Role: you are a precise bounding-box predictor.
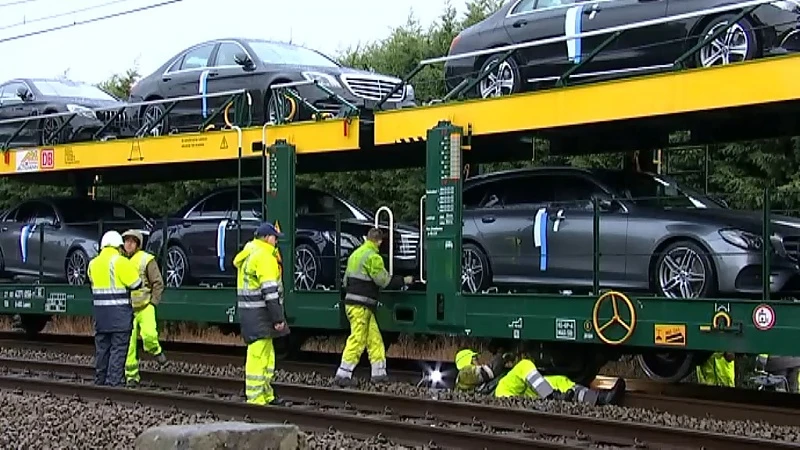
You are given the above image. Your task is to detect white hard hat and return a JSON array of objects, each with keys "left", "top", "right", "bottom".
[{"left": 100, "top": 230, "right": 124, "bottom": 249}]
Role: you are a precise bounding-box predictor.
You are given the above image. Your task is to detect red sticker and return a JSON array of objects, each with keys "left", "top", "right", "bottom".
[{"left": 752, "top": 304, "right": 775, "bottom": 331}]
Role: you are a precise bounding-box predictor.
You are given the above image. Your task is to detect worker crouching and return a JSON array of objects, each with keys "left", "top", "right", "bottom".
[
  {"left": 454, "top": 349, "right": 513, "bottom": 393},
  {"left": 121, "top": 229, "right": 167, "bottom": 387},
  {"left": 88, "top": 231, "right": 143, "bottom": 387},
  {"left": 334, "top": 228, "right": 413, "bottom": 387},
  {"left": 695, "top": 352, "right": 735, "bottom": 387},
  {"left": 234, "top": 223, "right": 290, "bottom": 406}
]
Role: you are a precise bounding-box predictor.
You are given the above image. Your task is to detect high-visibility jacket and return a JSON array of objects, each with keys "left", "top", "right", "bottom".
[
  {"left": 343, "top": 241, "right": 402, "bottom": 308},
  {"left": 87, "top": 247, "right": 142, "bottom": 333},
  {"left": 233, "top": 239, "right": 288, "bottom": 344},
  {"left": 696, "top": 352, "right": 735, "bottom": 387},
  {"left": 129, "top": 250, "right": 155, "bottom": 309},
  {"left": 495, "top": 359, "right": 575, "bottom": 399},
  {"left": 455, "top": 348, "right": 499, "bottom": 392}
]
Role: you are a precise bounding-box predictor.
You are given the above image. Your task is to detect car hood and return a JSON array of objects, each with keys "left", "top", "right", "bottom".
[
  {"left": 264, "top": 63, "right": 403, "bottom": 83},
  {"left": 638, "top": 207, "right": 800, "bottom": 236},
  {"left": 340, "top": 217, "right": 419, "bottom": 234},
  {"left": 60, "top": 97, "right": 126, "bottom": 109}
]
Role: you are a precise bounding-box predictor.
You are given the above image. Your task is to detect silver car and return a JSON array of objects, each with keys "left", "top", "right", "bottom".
[{"left": 0, "top": 197, "right": 151, "bottom": 284}]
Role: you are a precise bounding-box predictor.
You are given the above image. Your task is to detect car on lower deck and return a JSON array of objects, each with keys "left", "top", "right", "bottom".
[
  {"left": 0, "top": 197, "right": 152, "bottom": 284},
  {"left": 460, "top": 167, "right": 800, "bottom": 299},
  {"left": 445, "top": 0, "right": 800, "bottom": 99},
  {"left": 145, "top": 185, "right": 419, "bottom": 289},
  {"left": 129, "top": 38, "right": 416, "bottom": 136},
  {"left": 0, "top": 78, "right": 128, "bottom": 147}
]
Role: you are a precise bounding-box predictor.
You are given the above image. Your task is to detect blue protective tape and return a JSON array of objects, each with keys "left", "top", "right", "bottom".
[
  {"left": 574, "top": 5, "right": 584, "bottom": 64},
  {"left": 539, "top": 211, "right": 548, "bottom": 271},
  {"left": 199, "top": 70, "right": 210, "bottom": 119},
  {"left": 19, "top": 225, "right": 31, "bottom": 263},
  {"left": 217, "top": 220, "right": 227, "bottom": 271}
]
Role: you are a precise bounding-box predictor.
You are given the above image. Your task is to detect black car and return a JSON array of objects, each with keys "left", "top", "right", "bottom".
[
  {"left": 0, "top": 78, "right": 127, "bottom": 146},
  {"left": 145, "top": 185, "right": 420, "bottom": 289},
  {"left": 0, "top": 197, "right": 152, "bottom": 284},
  {"left": 129, "top": 38, "right": 417, "bottom": 135},
  {"left": 460, "top": 167, "right": 800, "bottom": 299},
  {"left": 445, "top": 0, "right": 800, "bottom": 98}
]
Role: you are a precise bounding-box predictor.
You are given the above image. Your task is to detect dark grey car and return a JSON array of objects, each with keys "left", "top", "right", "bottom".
[
  {"left": 0, "top": 197, "right": 152, "bottom": 285},
  {"left": 461, "top": 167, "right": 800, "bottom": 299}
]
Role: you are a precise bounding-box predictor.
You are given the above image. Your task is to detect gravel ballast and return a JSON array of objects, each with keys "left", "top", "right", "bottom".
[{"left": 1, "top": 347, "right": 799, "bottom": 443}]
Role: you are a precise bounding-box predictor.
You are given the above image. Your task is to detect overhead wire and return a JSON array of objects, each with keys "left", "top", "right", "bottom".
[
  {"left": 0, "top": 0, "right": 135, "bottom": 32},
  {"left": 0, "top": 0, "right": 41, "bottom": 8},
  {"left": 0, "top": 0, "right": 184, "bottom": 44}
]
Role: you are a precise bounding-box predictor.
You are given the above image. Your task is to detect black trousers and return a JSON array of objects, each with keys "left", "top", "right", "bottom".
[{"left": 95, "top": 331, "right": 131, "bottom": 386}]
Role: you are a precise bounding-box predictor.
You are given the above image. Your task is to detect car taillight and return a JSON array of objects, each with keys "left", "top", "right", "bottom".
[{"left": 449, "top": 34, "right": 461, "bottom": 55}]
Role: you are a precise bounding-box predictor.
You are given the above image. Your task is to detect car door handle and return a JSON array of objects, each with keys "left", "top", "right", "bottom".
[
  {"left": 512, "top": 19, "right": 527, "bottom": 28},
  {"left": 161, "top": 76, "right": 172, "bottom": 82},
  {"left": 0, "top": 227, "right": 6, "bottom": 232},
  {"left": 207, "top": 71, "right": 219, "bottom": 77},
  {"left": 481, "top": 216, "right": 496, "bottom": 224}
]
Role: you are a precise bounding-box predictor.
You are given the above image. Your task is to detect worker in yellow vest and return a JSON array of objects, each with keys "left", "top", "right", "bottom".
[
  {"left": 695, "top": 352, "right": 735, "bottom": 387},
  {"left": 494, "top": 345, "right": 625, "bottom": 405},
  {"left": 88, "top": 231, "right": 143, "bottom": 386},
  {"left": 121, "top": 230, "right": 167, "bottom": 386},
  {"left": 454, "top": 349, "right": 513, "bottom": 393}
]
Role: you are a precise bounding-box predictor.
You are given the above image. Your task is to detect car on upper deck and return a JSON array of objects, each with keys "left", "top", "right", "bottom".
[
  {"left": 460, "top": 167, "right": 800, "bottom": 300},
  {"left": 0, "top": 78, "right": 128, "bottom": 147},
  {"left": 445, "top": 0, "right": 800, "bottom": 98},
  {"left": 0, "top": 197, "right": 152, "bottom": 285},
  {"left": 129, "top": 38, "right": 417, "bottom": 136},
  {"left": 145, "top": 185, "right": 419, "bottom": 289}
]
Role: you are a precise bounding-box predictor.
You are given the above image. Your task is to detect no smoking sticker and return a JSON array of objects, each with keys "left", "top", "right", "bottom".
[{"left": 752, "top": 304, "right": 775, "bottom": 331}]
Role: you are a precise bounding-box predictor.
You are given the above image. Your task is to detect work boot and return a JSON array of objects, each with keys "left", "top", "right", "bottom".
[
  {"left": 334, "top": 376, "right": 356, "bottom": 388},
  {"left": 126, "top": 379, "right": 139, "bottom": 388},
  {"left": 154, "top": 352, "right": 167, "bottom": 365},
  {"left": 596, "top": 378, "right": 625, "bottom": 406},
  {"left": 371, "top": 375, "right": 389, "bottom": 384},
  {"left": 268, "top": 397, "right": 290, "bottom": 406}
]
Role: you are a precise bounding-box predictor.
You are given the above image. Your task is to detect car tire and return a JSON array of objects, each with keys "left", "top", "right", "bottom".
[
  {"left": 266, "top": 89, "right": 299, "bottom": 124},
  {"left": 653, "top": 239, "right": 717, "bottom": 299},
  {"left": 165, "top": 245, "right": 189, "bottom": 288},
  {"left": 140, "top": 103, "right": 169, "bottom": 137},
  {"left": 294, "top": 243, "right": 321, "bottom": 290},
  {"left": 695, "top": 14, "right": 759, "bottom": 68},
  {"left": 39, "top": 115, "right": 67, "bottom": 146},
  {"left": 477, "top": 54, "right": 522, "bottom": 99},
  {"left": 462, "top": 242, "right": 491, "bottom": 293},
  {"left": 65, "top": 249, "right": 89, "bottom": 285}
]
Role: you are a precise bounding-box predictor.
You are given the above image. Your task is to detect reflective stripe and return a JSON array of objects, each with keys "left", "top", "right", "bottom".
[
  {"left": 94, "top": 299, "right": 130, "bottom": 306},
  {"left": 344, "top": 293, "right": 377, "bottom": 306},
  {"left": 525, "top": 368, "right": 554, "bottom": 398},
  {"left": 371, "top": 360, "right": 387, "bottom": 378},
  {"left": 237, "top": 289, "right": 262, "bottom": 296},
  {"left": 238, "top": 301, "right": 266, "bottom": 309}
]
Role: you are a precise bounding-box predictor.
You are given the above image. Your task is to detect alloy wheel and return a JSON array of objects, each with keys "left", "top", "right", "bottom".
[
  {"left": 66, "top": 251, "right": 87, "bottom": 285},
  {"left": 294, "top": 246, "right": 318, "bottom": 290},
  {"left": 479, "top": 60, "right": 515, "bottom": 98},
  {"left": 165, "top": 247, "right": 186, "bottom": 287},
  {"left": 41, "top": 118, "right": 61, "bottom": 145},
  {"left": 699, "top": 22, "right": 749, "bottom": 67},
  {"left": 461, "top": 248, "right": 485, "bottom": 293},
  {"left": 657, "top": 246, "right": 707, "bottom": 298},
  {"left": 267, "top": 93, "right": 294, "bottom": 123},
  {"left": 142, "top": 105, "right": 164, "bottom": 137}
]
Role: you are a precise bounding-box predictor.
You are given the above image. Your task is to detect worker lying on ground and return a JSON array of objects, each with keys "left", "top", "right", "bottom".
[
  {"left": 453, "top": 345, "right": 625, "bottom": 405},
  {"left": 454, "top": 349, "right": 514, "bottom": 393},
  {"left": 695, "top": 352, "right": 735, "bottom": 387}
]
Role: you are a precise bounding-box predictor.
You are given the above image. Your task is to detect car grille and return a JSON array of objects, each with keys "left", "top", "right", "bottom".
[
  {"left": 341, "top": 74, "right": 404, "bottom": 102},
  {"left": 396, "top": 232, "right": 419, "bottom": 259},
  {"left": 784, "top": 236, "right": 800, "bottom": 261},
  {"left": 95, "top": 109, "right": 128, "bottom": 129},
  {"left": 313, "top": 101, "right": 344, "bottom": 116}
]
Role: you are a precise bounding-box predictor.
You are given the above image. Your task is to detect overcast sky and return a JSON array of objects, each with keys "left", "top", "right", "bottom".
[{"left": 0, "top": 0, "right": 471, "bottom": 84}]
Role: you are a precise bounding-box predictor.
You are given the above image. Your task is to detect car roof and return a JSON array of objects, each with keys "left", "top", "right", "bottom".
[{"left": 464, "top": 166, "right": 607, "bottom": 183}]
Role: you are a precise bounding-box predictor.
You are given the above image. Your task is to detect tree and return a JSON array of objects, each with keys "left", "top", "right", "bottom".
[{"left": 98, "top": 68, "right": 140, "bottom": 99}]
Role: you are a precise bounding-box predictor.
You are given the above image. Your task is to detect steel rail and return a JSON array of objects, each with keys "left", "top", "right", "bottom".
[{"left": 0, "top": 358, "right": 795, "bottom": 449}]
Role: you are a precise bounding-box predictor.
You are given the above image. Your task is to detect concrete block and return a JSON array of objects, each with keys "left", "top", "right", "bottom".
[{"left": 134, "top": 421, "right": 305, "bottom": 450}]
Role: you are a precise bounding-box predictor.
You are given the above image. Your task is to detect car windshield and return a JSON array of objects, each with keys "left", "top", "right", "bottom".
[
  {"left": 594, "top": 171, "right": 723, "bottom": 209},
  {"left": 32, "top": 80, "right": 117, "bottom": 101},
  {"left": 58, "top": 200, "right": 143, "bottom": 224},
  {"left": 247, "top": 41, "right": 340, "bottom": 68}
]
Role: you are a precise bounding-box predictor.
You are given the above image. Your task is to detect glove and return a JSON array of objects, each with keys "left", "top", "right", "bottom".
[
  {"left": 488, "top": 354, "right": 506, "bottom": 377},
  {"left": 403, "top": 276, "right": 414, "bottom": 285}
]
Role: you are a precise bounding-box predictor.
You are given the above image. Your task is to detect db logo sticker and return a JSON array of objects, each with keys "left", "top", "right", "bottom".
[
  {"left": 752, "top": 304, "right": 775, "bottom": 331},
  {"left": 40, "top": 148, "right": 54, "bottom": 169}
]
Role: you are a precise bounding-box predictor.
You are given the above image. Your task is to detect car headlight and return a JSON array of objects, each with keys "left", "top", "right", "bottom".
[
  {"left": 66, "top": 104, "right": 96, "bottom": 119},
  {"left": 302, "top": 71, "right": 342, "bottom": 89},
  {"left": 93, "top": 242, "right": 100, "bottom": 252},
  {"left": 719, "top": 228, "right": 764, "bottom": 251},
  {"left": 772, "top": 0, "right": 800, "bottom": 12},
  {"left": 404, "top": 83, "right": 415, "bottom": 100},
  {"left": 322, "top": 231, "right": 361, "bottom": 251}
]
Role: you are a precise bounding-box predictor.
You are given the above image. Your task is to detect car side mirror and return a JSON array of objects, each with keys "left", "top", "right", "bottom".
[
  {"left": 592, "top": 195, "right": 619, "bottom": 212},
  {"left": 16, "top": 87, "right": 32, "bottom": 102},
  {"left": 234, "top": 53, "right": 255, "bottom": 70}
]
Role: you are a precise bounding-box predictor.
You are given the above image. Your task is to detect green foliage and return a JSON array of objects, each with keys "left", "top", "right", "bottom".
[{"left": 1, "top": 0, "right": 797, "bottom": 224}]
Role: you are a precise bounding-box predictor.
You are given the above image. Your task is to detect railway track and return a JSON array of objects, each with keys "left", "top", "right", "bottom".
[{"left": 0, "top": 358, "right": 793, "bottom": 449}]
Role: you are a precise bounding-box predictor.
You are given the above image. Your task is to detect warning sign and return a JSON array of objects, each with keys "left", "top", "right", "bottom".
[
  {"left": 220, "top": 136, "right": 228, "bottom": 150},
  {"left": 654, "top": 324, "right": 686, "bottom": 346},
  {"left": 15, "top": 149, "right": 39, "bottom": 172}
]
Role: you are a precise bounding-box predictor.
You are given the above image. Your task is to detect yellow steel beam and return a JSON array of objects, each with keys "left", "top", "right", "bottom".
[
  {"left": 0, "top": 118, "right": 360, "bottom": 176},
  {"left": 373, "top": 54, "right": 800, "bottom": 145}
]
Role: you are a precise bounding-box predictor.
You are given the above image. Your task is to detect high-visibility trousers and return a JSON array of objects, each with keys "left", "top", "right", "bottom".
[
  {"left": 335, "top": 304, "right": 386, "bottom": 379},
  {"left": 125, "top": 304, "right": 162, "bottom": 383},
  {"left": 245, "top": 338, "right": 276, "bottom": 405}
]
